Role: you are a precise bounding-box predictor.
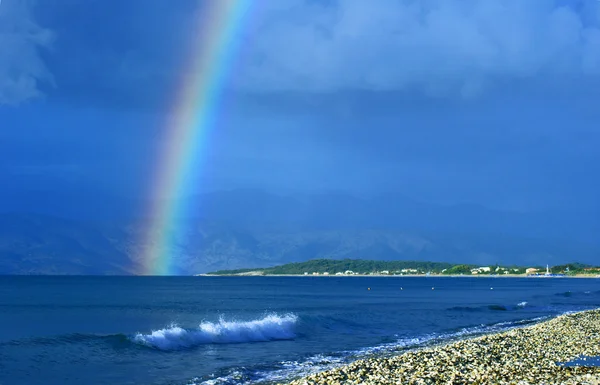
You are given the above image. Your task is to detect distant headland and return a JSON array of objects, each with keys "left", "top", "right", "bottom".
[{"left": 204, "top": 259, "right": 600, "bottom": 277}]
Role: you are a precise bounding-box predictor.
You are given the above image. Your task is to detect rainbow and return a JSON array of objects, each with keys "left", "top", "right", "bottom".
[{"left": 142, "top": 1, "right": 251, "bottom": 275}]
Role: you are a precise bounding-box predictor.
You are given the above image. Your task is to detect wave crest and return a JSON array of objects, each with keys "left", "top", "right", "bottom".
[{"left": 133, "top": 313, "right": 297, "bottom": 350}]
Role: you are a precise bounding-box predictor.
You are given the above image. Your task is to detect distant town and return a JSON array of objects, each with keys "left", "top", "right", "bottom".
[{"left": 206, "top": 259, "right": 600, "bottom": 277}]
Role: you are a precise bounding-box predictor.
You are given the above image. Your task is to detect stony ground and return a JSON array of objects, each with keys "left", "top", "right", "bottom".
[{"left": 283, "top": 309, "right": 600, "bottom": 385}]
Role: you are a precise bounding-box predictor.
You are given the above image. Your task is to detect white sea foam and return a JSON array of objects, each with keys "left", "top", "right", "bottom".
[
  {"left": 133, "top": 313, "right": 297, "bottom": 350},
  {"left": 190, "top": 315, "right": 555, "bottom": 385},
  {"left": 517, "top": 301, "right": 528, "bottom": 308},
  {"left": 192, "top": 354, "right": 347, "bottom": 385}
]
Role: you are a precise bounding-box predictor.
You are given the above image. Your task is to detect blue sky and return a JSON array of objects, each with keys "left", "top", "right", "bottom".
[{"left": 1, "top": 0, "right": 600, "bottom": 211}]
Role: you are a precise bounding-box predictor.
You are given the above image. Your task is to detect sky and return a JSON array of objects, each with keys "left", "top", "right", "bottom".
[{"left": 1, "top": 0, "right": 600, "bottom": 212}]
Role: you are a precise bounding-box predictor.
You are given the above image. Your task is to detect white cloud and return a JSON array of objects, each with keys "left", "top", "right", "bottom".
[
  {"left": 234, "top": 0, "right": 600, "bottom": 96},
  {"left": 0, "top": 0, "right": 53, "bottom": 105}
]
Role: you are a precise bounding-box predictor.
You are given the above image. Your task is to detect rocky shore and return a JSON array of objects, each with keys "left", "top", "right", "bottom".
[{"left": 284, "top": 309, "right": 600, "bottom": 385}]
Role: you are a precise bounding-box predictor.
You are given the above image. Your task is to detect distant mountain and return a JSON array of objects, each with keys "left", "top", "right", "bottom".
[
  {"left": 189, "top": 190, "right": 600, "bottom": 245},
  {"left": 0, "top": 187, "right": 144, "bottom": 221},
  {"left": 0, "top": 189, "right": 598, "bottom": 274},
  {"left": 0, "top": 214, "right": 135, "bottom": 275}
]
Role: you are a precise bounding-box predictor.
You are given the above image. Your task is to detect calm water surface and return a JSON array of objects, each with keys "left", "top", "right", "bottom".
[{"left": 1, "top": 276, "right": 599, "bottom": 385}]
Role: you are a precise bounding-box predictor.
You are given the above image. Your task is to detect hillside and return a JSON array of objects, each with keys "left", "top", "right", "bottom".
[
  {"left": 1, "top": 189, "right": 599, "bottom": 275},
  {"left": 208, "top": 259, "right": 600, "bottom": 276},
  {"left": 0, "top": 214, "right": 136, "bottom": 275},
  {"left": 208, "top": 259, "right": 462, "bottom": 275}
]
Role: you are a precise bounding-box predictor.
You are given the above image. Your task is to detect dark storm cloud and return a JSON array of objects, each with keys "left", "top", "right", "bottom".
[
  {"left": 0, "top": 0, "right": 54, "bottom": 104},
  {"left": 237, "top": 0, "right": 600, "bottom": 96},
  {"left": 4, "top": 0, "right": 600, "bottom": 105},
  {"left": 1, "top": 0, "right": 599, "bottom": 211}
]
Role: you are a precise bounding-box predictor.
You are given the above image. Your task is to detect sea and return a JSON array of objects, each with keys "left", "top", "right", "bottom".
[{"left": 1, "top": 276, "right": 599, "bottom": 385}]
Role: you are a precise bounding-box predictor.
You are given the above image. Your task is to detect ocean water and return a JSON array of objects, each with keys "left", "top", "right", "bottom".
[{"left": 1, "top": 276, "right": 599, "bottom": 385}]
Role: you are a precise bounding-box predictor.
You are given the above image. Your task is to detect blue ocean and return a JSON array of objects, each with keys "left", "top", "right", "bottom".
[{"left": 1, "top": 276, "right": 599, "bottom": 385}]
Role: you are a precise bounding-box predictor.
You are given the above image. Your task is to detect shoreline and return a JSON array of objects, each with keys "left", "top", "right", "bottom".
[
  {"left": 281, "top": 309, "right": 600, "bottom": 385},
  {"left": 200, "top": 273, "right": 600, "bottom": 278}
]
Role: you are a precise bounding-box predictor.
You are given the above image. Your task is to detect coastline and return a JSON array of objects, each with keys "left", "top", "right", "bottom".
[
  {"left": 282, "top": 309, "right": 600, "bottom": 385},
  {"left": 200, "top": 273, "right": 600, "bottom": 278}
]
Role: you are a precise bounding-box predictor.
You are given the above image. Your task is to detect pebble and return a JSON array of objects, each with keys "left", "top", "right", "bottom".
[{"left": 282, "top": 309, "right": 600, "bottom": 385}]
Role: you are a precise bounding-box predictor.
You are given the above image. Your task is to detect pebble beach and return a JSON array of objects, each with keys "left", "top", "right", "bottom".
[{"left": 284, "top": 309, "right": 600, "bottom": 385}]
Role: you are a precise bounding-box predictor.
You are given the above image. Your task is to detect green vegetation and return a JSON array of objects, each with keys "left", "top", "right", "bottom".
[
  {"left": 267, "top": 259, "right": 456, "bottom": 275},
  {"left": 211, "top": 259, "right": 460, "bottom": 275},
  {"left": 208, "top": 267, "right": 261, "bottom": 275},
  {"left": 208, "top": 259, "right": 600, "bottom": 276},
  {"left": 552, "top": 263, "right": 600, "bottom": 276},
  {"left": 441, "top": 264, "right": 473, "bottom": 275}
]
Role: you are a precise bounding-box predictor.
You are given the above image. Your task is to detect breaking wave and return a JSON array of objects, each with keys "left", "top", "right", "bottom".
[
  {"left": 191, "top": 315, "right": 553, "bottom": 385},
  {"left": 132, "top": 313, "right": 298, "bottom": 350}
]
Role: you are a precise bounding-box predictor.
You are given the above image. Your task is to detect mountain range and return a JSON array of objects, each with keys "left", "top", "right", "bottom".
[{"left": 0, "top": 188, "right": 598, "bottom": 274}]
